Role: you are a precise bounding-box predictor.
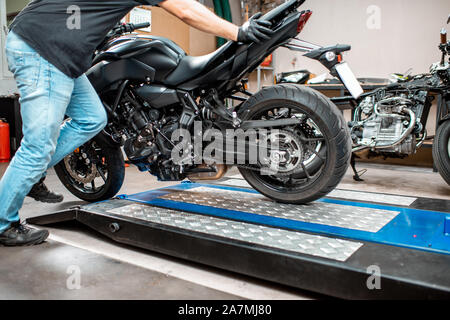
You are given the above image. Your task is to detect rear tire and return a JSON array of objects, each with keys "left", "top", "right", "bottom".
[
  {"left": 238, "top": 84, "right": 351, "bottom": 204},
  {"left": 54, "top": 135, "right": 125, "bottom": 202},
  {"left": 432, "top": 120, "right": 450, "bottom": 185}
]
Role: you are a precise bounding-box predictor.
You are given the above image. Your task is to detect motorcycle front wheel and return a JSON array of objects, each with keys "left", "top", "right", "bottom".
[
  {"left": 54, "top": 134, "right": 125, "bottom": 202},
  {"left": 433, "top": 119, "right": 450, "bottom": 185},
  {"left": 238, "top": 84, "right": 351, "bottom": 204}
]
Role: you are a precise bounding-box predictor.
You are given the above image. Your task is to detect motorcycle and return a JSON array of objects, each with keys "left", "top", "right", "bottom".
[
  {"left": 279, "top": 15, "right": 450, "bottom": 185},
  {"left": 55, "top": 0, "right": 355, "bottom": 204},
  {"left": 341, "top": 16, "right": 450, "bottom": 183}
]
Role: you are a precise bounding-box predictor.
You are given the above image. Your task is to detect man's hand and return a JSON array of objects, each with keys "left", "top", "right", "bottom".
[
  {"left": 237, "top": 13, "right": 274, "bottom": 44},
  {"left": 159, "top": 0, "right": 239, "bottom": 41}
]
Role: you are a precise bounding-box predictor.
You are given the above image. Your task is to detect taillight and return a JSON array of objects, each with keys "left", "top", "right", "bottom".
[{"left": 297, "top": 10, "right": 312, "bottom": 33}]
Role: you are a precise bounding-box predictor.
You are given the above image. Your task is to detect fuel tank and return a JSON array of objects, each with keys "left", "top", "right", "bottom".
[
  {"left": 88, "top": 35, "right": 186, "bottom": 91},
  {"left": 106, "top": 35, "right": 185, "bottom": 81}
]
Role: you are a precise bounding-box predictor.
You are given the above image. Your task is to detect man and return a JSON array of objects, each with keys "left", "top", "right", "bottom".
[{"left": 0, "top": 0, "right": 273, "bottom": 246}]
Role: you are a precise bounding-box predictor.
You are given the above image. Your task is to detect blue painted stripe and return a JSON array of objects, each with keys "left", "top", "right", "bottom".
[{"left": 124, "top": 183, "right": 450, "bottom": 255}]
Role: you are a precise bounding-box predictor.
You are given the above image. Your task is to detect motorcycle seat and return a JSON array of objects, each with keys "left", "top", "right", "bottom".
[{"left": 165, "top": 41, "right": 236, "bottom": 86}]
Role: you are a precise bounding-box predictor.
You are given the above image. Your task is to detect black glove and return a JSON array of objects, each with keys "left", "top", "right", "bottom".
[{"left": 237, "top": 12, "right": 274, "bottom": 44}]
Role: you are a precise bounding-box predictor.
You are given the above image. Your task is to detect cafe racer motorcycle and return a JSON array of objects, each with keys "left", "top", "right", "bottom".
[
  {"left": 55, "top": 0, "right": 354, "bottom": 204},
  {"left": 275, "top": 14, "right": 450, "bottom": 185},
  {"left": 335, "top": 17, "right": 450, "bottom": 184}
]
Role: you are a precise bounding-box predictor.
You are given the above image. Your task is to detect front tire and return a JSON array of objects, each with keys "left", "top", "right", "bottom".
[
  {"left": 238, "top": 84, "right": 351, "bottom": 204},
  {"left": 433, "top": 120, "right": 450, "bottom": 185},
  {"left": 54, "top": 135, "right": 125, "bottom": 202}
]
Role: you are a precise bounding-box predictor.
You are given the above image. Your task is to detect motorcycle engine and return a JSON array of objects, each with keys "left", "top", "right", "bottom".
[
  {"left": 114, "top": 89, "right": 181, "bottom": 164},
  {"left": 350, "top": 91, "right": 425, "bottom": 155},
  {"left": 359, "top": 114, "right": 416, "bottom": 154}
]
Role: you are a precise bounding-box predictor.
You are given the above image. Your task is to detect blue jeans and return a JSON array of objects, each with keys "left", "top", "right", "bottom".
[{"left": 0, "top": 31, "right": 107, "bottom": 232}]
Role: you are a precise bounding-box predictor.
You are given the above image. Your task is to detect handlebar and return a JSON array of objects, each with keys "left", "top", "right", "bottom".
[
  {"left": 96, "top": 22, "right": 151, "bottom": 52},
  {"left": 117, "top": 22, "right": 150, "bottom": 34},
  {"left": 130, "top": 22, "right": 151, "bottom": 31}
]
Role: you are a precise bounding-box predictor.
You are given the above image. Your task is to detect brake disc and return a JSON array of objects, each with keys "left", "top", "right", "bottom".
[{"left": 64, "top": 152, "right": 98, "bottom": 184}]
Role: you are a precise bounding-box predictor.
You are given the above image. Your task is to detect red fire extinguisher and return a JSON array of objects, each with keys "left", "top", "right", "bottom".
[{"left": 0, "top": 118, "right": 11, "bottom": 163}]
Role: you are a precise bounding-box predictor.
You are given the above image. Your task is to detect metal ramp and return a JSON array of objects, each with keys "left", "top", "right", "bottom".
[{"left": 27, "top": 182, "right": 450, "bottom": 299}]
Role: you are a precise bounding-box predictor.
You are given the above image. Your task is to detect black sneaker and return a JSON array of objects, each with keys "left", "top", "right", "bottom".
[
  {"left": 27, "top": 177, "right": 64, "bottom": 203},
  {"left": 0, "top": 222, "right": 49, "bottom": 246}
]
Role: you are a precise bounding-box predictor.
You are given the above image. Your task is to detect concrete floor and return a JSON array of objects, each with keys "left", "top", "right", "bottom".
[
  {"left": 338, "top": 163, "right": 450, "bottom": 200},
  {"left": 0, "top": 239, "right": 241, "bottom": 300},
  {"left": 0, "top": 161, "right": 449, "bottom": 299}
]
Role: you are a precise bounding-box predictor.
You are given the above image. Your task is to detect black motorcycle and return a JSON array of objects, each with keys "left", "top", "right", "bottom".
[{"left": 55, "top": 0, "right": 353, "bottom": 204}]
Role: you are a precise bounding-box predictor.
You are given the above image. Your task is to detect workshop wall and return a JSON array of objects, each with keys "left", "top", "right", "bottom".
[
  {"left": 274, "top": 0, "right": 450, "bottom": 79},
  {"left": 269, "top": 0, "right": 450, "bottom": 138},
  {"left": 130, "top": 6, "right": 217, "bottom": 56},
  {"left": 5, "top": 0, "right": 28, "bottom": 17}
]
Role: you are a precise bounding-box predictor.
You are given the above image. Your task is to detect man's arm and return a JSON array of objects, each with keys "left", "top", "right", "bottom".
[{"left": 158, "top": 0, "right": 239, "bottom": 41}]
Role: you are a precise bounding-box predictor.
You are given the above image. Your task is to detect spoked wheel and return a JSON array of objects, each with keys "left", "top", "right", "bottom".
[
  {"left": 238, "top": 84, "right": 351, "bottom": 204},
  {"left": 54, "top": 135, "right": 125, "bottom": 202}
]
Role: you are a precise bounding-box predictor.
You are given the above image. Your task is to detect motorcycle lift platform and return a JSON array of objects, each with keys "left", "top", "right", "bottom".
[{"left": 27, "top": 181, "right": 450, "bottom": 299}]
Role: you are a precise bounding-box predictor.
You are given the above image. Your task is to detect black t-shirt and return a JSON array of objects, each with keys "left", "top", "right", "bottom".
[{"left": 10, "top": 0, "right": 163, "bottom": 78}]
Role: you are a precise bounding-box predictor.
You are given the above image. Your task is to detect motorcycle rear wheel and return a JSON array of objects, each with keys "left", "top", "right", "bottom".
[
  {"left": 238, "top": 84, "right": 351, "bottom": 204},
  {"left": 433, "top": 119, "right": 450, "bottom": 185},
  {"left": 54, "top": 134, "right": 125, "bottom": 202}
]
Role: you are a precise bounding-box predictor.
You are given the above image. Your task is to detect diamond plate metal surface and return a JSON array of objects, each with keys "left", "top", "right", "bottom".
[
  {"left": 227, "top": 174, "right": 244, "bottom": 179},
  {"left": 220, "top": 179, "right": 416, "bottom": 206},
  {"left": 107, "top": 203, "right": 363, "bottom": 262},
  {"left": 328, "top": 189, "right": 416, "bottom": 206},
  {"left": 220, "top": 178, "right": 252, "bottom": 188},
  {"left": 159, "top": 187, "right": 399, "bottom": 232}
]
